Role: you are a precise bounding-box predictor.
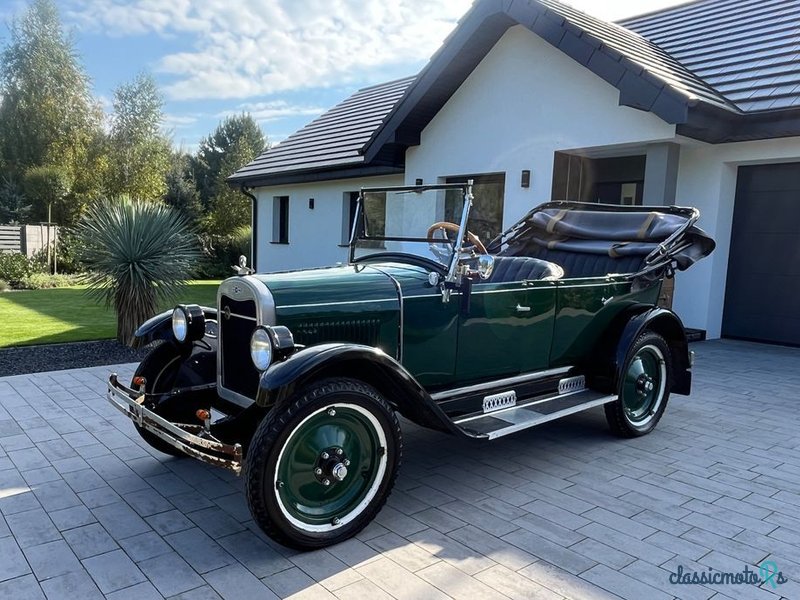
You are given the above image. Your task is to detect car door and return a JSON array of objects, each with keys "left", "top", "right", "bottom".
[{"left": 455, "top": 279, "right": 557, "bottom": 382}]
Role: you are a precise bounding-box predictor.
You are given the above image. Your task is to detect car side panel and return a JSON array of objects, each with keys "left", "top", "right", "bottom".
[{"left": 549, "top": 277, "right": 662, "bottom": 366}]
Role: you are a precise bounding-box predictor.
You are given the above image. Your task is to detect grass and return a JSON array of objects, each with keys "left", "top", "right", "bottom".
[{"left": 0, "top": 280, "right": 221, "bottom": 348}]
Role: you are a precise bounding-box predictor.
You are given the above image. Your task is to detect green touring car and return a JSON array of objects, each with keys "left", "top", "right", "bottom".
[{"left": 108, "top": 181, "right": 715, "bottom": 549}]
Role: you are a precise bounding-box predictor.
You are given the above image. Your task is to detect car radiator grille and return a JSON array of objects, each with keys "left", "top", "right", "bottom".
[
  {"left": 219, "top": 295, "right": 260, "bottom": 400},
  {"left": 293, "top": 318, "right": 381, "bottom": 347}
]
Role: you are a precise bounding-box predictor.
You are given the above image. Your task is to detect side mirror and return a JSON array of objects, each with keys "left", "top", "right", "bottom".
[{"left": 477, "top": 254, "right": 494, "bottom": 280}]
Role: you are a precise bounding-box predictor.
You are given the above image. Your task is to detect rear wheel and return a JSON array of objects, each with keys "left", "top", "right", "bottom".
[
  {"left": 245, "top": 377, "right": 402, "bottom": 549},
  {"left": 605, "top": 331, "right": 671, "bottom": 437}
]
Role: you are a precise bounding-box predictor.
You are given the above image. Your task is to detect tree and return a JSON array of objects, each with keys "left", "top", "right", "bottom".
[
  {"left": 164, "top": 150, "right": 202, "bottom": 225},
  {"left": 76, "top": 198, "right": 201, "bottom": 345},
  {"left": 0, "top": 0, "right": 101, "bottom": 203},
  {"left": 106, "top": 73, "right": 171, "bottom": 200},
  {"left": 23, "top": 165, "right": 69, "bottom": 223},
  {"left": 192, "top": 114, "right": 266, "bottom": 235},
  {"left": 0, "top": 177, "right": 31, "bottom": 224}
]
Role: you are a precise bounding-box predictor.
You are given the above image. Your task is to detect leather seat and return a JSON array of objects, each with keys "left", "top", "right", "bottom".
[{"left": 482, "top": 256, "right": 563, "bottom": 284}]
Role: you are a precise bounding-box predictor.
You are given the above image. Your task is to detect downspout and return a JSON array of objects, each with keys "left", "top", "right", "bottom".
[{"left": 239, "top": 185, "right": 258, "bottom": 271}]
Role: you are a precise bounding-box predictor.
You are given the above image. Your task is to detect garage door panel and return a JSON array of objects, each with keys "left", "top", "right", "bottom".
[
  {"left": 723, "top": 162, "right": 800, "bottom": 345},
  {"left": 741, "top": 163, "right": 800, "bottom": 192}
]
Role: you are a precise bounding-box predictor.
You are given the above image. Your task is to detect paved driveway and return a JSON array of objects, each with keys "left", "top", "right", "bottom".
[{"left": 0, "top": 340, "right": 798, "bottom": 599}]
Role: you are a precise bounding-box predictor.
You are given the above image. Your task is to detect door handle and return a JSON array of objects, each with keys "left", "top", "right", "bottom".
[{"left": 516, "top": 304, "right": 531, "bottom": 313}]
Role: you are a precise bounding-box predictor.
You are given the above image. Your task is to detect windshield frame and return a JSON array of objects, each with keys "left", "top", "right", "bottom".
[{"left": 349, "top": 182, "right": 474, "bottom": 282}]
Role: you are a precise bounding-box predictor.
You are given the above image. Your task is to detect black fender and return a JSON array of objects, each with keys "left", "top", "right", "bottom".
[
  {"left": 586, "top": 305, "right": 692, "bottom": 396},
  {"left": 133, "top": 306, "right": 217, "bottom": 348},
  {"left": 256, "top": 343, "right": 460, "bottom": 435}
]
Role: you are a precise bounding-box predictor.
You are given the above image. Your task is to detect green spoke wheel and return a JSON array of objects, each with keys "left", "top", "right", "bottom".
[
  {"left": 606, "top": 331, "right": 672, "bottom": 437},
  {"left": 245, "top": 378, "right": 401, "bottom": 550}
]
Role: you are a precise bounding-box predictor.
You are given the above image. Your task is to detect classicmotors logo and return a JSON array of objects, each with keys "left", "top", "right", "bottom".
[{"left": 669, "top": 561, "right": 788, "bottom": 589}]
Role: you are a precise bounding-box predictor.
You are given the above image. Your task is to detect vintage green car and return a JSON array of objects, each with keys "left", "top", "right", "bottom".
[{"left": 108, "top": 182, "right": 714, "bottom": 549}]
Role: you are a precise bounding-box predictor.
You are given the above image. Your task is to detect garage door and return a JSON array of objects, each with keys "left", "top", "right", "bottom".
[{"left": 722, "top": 162, "right": 800, "bottom": 345}]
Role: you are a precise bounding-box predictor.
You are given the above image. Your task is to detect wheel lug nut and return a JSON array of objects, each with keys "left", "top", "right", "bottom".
[
  {"left": 321, "top": 452, "right": 329, "bottom": 460},
  {"left": 343, "top": 459, "right": 350, "bottom": 467},
  {"left": 327, "top": 408, "right": 336, "bottom": 416},
  {"left": 314, "top": 468, "right": 322, "bottom": 475},
  {"left": 322, "top": 479, "right": 330, "bottom": 486},
  {"left": 332, "top": 517, "right": 340, "bottom": 525},
  {"left": 335, "top": 448, "right": 343, "bottom": 455}
]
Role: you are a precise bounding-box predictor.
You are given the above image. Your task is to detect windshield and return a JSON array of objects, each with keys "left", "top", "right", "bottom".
[{"left": 351, "top": 185, "right": 468, "bottom": 268}]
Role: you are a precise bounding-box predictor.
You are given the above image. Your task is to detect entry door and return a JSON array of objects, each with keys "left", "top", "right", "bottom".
[
  {"left": 456, "top": 280, "right": 556, "bottom": 382},
  {"left": 723, "top": 163, "right": 800, "bottom": 345}
]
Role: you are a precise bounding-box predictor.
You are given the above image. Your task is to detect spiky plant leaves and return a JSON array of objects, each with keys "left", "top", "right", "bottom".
[{"left": 76, "top": 197, "right": 201, "bottom": 345}]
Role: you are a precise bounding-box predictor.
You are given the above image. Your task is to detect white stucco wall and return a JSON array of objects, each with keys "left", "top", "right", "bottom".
[
  {"left": 404, "top": 25, "right": 677, "bottom": 227},
  {"left": 673, "top": 137, "right": 800, "bottom": 338},
  {"left": 253, "top": 174, "right": 403, "bottom": 272}
]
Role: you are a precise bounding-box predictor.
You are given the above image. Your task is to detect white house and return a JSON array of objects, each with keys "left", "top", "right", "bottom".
[{"left": 229, "top": 0, "right": 800, "bottom": 347}]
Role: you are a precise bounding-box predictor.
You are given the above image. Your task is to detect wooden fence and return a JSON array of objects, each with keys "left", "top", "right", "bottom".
[{"left": 0, "top": 225, "right": 59, "bottom": 257}]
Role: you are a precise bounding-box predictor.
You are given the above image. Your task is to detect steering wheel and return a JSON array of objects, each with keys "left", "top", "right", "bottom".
[{"left": 426, "top": 221, "right": 487, "bottom": 255}]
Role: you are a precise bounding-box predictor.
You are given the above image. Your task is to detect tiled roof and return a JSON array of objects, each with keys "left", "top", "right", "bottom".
[
  {"left": 228, "top": 77, "right": 414, "bottom": 185},
  {"left": 622, "top": 0, "right": 800, "bottom": 112}
]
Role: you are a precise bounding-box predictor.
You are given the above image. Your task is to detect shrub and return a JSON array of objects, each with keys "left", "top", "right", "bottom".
[
  {"left": 0, "top": 279, "right": 8, "bottom": 292},
  {"left": 16, "top": 272, "right": 79, "bottom": 289},
  {"left": 30, "top": 228, "right": 86, "bottom": 274},
  {"left": 0, "top": 252, "right": 34, "bottom": 284},
  {"left": 197, "top": 226, "right": 252, "bottom": 278},
  {"left": 75, "top": 198, "right": 201, "bottom": 345}
]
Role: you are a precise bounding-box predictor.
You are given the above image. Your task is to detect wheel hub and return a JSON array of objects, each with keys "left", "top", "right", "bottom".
[
  {"left": 314, "top": 446, "right": 350, "bottom": 485},
  {"left": 635, "top": 374, "right": 655, "bottom": 396}
]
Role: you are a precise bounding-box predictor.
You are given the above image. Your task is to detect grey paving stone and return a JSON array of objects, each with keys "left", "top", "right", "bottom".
[
  {"left": 164, "top": 528, "right": 234, "bottom": 574},
  {"left": 167, "top": 585, "right": 222, "bottom": 600},
  {"left": 31, "top": 480, "right": 81, "bottom": 512},
  {"left": 118, "top": 531, "right": 171, "bottom": 562},
  {"left": 203, "top": 564, "right": 278, "bottom": 600},
  {"left": 417, "top": 561, "right": 508, "bottom": 600},
  {"left": 105, "top": 581, "right": 163, "bottom": 600},
  {"left": 23, "top": 539, "right": 82, "bottom": 581},
  {"left": 408, "top": 528, "right": 496, "bottom": 575},
  {"left": 0, "top": 536, "right": 31, "bottom": 582},
  {"left": 582, "top": 563, "right": 672, "bottom": 600},
  {"left": 82, "top": 549, "right": 147, "bottom": 594},
  {"left": 48, "top": 505, "right": 97, "bottom": 532},
  {"left": 146, "top": 509, "right": 195, "bottom": 536},
  {"left": 92, "top": 502, "right": 151, "bottom": 539},
  {"left": 123, "top": 488, "right": 174, "bottom": 517},
  {"left": 40, "top": 570, "right": 105, "bottom": 600},
  {"left": 62, "top": 468, "right": 106, "bottom": 493},
  {"left": 216, "top": 530, "right": 292, "bottom": 577},
  {"left": 138, "top": 551, "right": 204, "bottom": 597},
  {"left": 63, "top": 523, "right": 119, "bottom": 559},
  {"left": 6, "top": 508, "right": 60, "bottom": 548},
  {"left": 0, "top": 574, "right": 45, "bottom": 600}
]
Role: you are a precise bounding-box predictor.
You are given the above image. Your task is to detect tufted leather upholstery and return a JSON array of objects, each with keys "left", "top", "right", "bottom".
[
  {"left": 524, "top": 247, "right": 645, "bottom": 278},
  {"left": 481, "top": 256, "right": 564, "bottom": 284}
]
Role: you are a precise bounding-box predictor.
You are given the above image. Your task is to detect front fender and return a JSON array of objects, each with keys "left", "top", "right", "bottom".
[
  {"left": 133, "top": 306, "right": 217, "bottom": 348},
  {"left": 256, "top": 343, "right": 460, "bottom": 434}
]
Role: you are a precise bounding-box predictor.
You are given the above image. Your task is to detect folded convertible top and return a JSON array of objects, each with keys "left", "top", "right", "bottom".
[{"left": 488, "top": 202, "right": 715, "bottom": 273}]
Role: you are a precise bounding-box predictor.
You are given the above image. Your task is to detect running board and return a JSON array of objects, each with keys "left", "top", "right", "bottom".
[{"left": 453, "top": 389, "right": 617, "bottom": 440}]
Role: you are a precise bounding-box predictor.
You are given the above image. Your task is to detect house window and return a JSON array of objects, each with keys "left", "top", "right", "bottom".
[
  {"left": 444, "top": 174, "right": 505, "bottom": 243},
  {"left": 272, "top": 196, "right": 289, "bottom": 244},
  {"left": 552, "top": 152, "right": 645, "bottom": 205},
  {"left": 342, "top": 192, "right": 359, "bottom": 244}
]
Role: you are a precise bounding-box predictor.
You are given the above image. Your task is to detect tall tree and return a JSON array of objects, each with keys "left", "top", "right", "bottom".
[
  {"left": 0, "top": 0, "right": 101, "bottom": 203},
  {"left": 164, "top": 150, "right": 203, "bottom": 225},
  {"left": 106, "top": 73, "right": 171, "bottom": 200},
  {"left": 192, "top": 114, "right": 266, "bottom": 235}
]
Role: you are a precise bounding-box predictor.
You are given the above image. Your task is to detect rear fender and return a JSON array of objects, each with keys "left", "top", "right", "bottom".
[
  {"left": 133, "top": 306, "right": 217, "bottom": 348},
  {"left": 256, "top": 343, "right": 459, "bottom": 434},
  {"left": 585, "top": 306, "right": 692, "bottom": 396}
]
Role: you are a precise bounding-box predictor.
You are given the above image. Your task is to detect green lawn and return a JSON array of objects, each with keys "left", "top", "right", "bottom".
[{"left": 0, "top": 281, "right": 221, "bottom": 348}]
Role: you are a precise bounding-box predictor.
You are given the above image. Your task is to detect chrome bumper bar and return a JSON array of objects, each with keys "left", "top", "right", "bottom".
[{"left": 107, "top": 374, "right": 242, "bottom": 474}]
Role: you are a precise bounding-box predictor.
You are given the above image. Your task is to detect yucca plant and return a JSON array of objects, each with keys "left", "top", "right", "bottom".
[{"left": 76, "top": 198, "right": 201, "bottom": 345}]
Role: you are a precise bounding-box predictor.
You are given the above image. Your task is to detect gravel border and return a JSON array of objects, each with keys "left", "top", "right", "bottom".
[{"left": 0, "top": 339, "right": 149, "bottom": 377}]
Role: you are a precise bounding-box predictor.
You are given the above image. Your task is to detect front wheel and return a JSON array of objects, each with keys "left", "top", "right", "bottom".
[
  {"left": 245, "top": 378, "right": 402, "bottom": 550},
  {"left": 605, "top": 331, "right": 672, "bottom": 437}
]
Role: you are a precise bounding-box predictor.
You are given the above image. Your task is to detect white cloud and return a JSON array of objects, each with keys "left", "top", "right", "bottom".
[
  {"left": 217, "top": 100, "right": 325, "bottom": 122},
  {"left": 65, "top": 0, "right": 473, "bottom": 101}
]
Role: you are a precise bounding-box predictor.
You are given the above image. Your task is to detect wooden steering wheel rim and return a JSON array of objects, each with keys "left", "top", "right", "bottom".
[{"left": 426, "top": 221, "right": 487, "bottom": 254}]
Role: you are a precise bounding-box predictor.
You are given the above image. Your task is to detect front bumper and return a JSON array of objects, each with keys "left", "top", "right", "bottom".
[{"left": 107, "top": 374, "right": 243, "bottom": 474}]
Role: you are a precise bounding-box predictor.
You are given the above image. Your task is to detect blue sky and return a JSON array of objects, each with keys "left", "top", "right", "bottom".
[{"left": 2, "top": 0, "right": 689, "bottom": 152}]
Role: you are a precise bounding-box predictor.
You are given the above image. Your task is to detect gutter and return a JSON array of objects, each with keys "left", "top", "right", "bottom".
[{"left": 239, "top": 185, "right": 258, "bottom": 271}]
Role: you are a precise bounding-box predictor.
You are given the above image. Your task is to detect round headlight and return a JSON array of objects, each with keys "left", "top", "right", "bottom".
[
  {"left": 172, "top": 307, "right": 188, "bottom": 342},
  {"left": 250, "top": 327, "right": 273, "bottom": 371}
]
